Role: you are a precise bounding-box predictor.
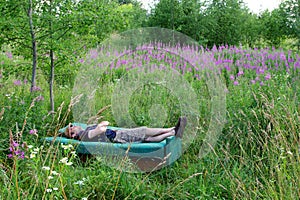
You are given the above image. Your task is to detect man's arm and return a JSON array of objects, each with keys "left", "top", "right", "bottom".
[{"left": 87, "top": 121, "right": 109, "bottom": 139}]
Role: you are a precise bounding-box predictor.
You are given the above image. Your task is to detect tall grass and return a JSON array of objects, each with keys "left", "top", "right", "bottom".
[{"left": 0, "top": 44, "right": 299, "bottom": 200}]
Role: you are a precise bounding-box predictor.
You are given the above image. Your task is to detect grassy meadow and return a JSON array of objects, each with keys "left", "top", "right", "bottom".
[{"left": 0, "top": 44, "right": 299, "bottom": 200}]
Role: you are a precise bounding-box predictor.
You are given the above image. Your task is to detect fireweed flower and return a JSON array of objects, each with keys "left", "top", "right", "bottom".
[
  {"left": 265, "top": 73, "right": 271, "bottom": 80},
  {"left": 260, "top": 81, "right": 264, "bottom": 86},
  {"left": 8, "top": 140, "right": 26, "bottom": 159},
  {"left": 6, "top": 52, "right": 13, "bottom": 59},
  {"left": 12, "top": 141, "right": 19, "bottom": 147},
  {"left": 29, "top": 129, "right": 38, "bottom": 135},
  {"left": 229, "top": 75, "right": 235, "bottom": 80},
  {"left": 237, "top": 71, "right": 244, "bottom": 76},
  {"left": 233, "top": 81, "right": 239, "bottom": 86},
  {"left": 32, "top": 86, "right": 42, "bottom": 91},
  {"left": 35, "top": 95, "right": 44, "bottom": 101},
  {"left": 7, "top": 154, "right": 13, "bottom": 158},
  {"left": 15, "top": 150, "right": 25, "bottom": 159},
  {"left": 13, "top": 80, "right": 22, "bottom": 86}
]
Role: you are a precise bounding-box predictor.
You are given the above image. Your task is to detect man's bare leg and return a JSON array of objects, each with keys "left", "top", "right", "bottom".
[
  {"left": 144, "top": 130, "right": 175, "bottom": 142},
  {"left": 144, "top": 127, "right": 175, "bottom": 137}
]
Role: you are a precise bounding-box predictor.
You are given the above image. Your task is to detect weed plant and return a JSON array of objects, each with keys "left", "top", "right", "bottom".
[{"left": 0, "top": 44, "right": 299, "bottom": 199}]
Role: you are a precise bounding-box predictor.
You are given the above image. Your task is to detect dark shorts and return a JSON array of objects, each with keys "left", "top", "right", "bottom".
[{"left": 113, "top": 127, "right": 147, "bottom": 143}]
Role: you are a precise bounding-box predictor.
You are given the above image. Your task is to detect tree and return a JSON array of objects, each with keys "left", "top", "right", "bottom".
[
  {"left": 148, "top": 0, "right": 183, "bottom": 30},
  {"left": 205, "top": 0, "right": 246, "bottom": 47},
  {"left": 259, "top": 9, "right": 288, "bottom": 47},
  {"left": 279, "top": 0, "right": 300, "bottom": 50},
  {"left": 0, "top": 0, "right": 148, "bottom": 112}
]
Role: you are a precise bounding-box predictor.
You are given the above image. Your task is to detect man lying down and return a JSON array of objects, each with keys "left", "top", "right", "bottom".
[{"left": 64, "top": 117, "right": 187, "bottom": 143}]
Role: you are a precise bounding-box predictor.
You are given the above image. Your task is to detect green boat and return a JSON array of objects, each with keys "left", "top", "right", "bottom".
[{"left": 44, "top": 123, "right": 182, "bottom": 172}]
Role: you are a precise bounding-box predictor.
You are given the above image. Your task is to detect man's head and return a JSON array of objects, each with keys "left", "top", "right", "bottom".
[{"left": 65, "top": 124, "right": 84, "bottom": 139}]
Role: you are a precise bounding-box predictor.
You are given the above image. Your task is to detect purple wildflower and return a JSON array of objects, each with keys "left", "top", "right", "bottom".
[
  {"left": 35, "top": 95, "right": 44, "bottom": 102},
  {"left": 89, "top": 49, "right": 98, "bottom": 59},
  {"left": 6, "top": 52, "right": 13, "bottom": 59},
  {"left": 230, "top": 75, "right": 235, "bottom": 80},
  {"left": 23, "top": 79, "right": 28, "bottom": 84},
  {"left": 257, "top": 68, "right": 265, "bottom": 74},
  {"left": 18, "top": 151, "right": 25, "bottom": 159},
  {"left": 15, "top": 150, "right": 22, "bottom": 155},
  {"left": 251, "top": 80, "right": 256, "bottom": 84},
  {"left": 224, "top": 65, "right": 231, "bottom": 71},
  {"left": 12, "top": 141, "right": 19, "bottom": 147},
  {"left": 260, "top": 81, "right": 264, "bottom": 86},
  {"left": 265, "top": 73, "right": 271, "bottom": 80},
  {"left": 13, "top": 80, "right": 22, "bottom": 86},
  {"left": 233, "top": 81, "right": 239, "bottom": 86},
  {"left": 7, "top": 154, "right": 13, "bottom": 158},
  {"left": 280, "top": 53, "right": 286, "bottom": 61},
  {"left": 29, "top": 129, "right": 38, "bottom": 135},
  {"left": 223, "top": 59, "right": 233, "bottom": 63},
  {"left": 32, "top": 86, "right": 42, "bottom": 91},
  {"left": 237, "top": 71, "right": 244, "bottom": 76}
]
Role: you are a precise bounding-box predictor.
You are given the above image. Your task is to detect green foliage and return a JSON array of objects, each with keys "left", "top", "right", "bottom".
[
  {"left": 1, "top": 46, "right": 299, "bottom": 199},
  {"left": 147, "top": 0, "right": 299, "bottom": 49},
  {"left": 279, "top": 0, "right": 300, "bottom": 50},
  {"left": 258, "top": 9, "right": 288, "bottom": 47},
  {"left": 0, "top": 1, "right": 299, "bottom": 199}
]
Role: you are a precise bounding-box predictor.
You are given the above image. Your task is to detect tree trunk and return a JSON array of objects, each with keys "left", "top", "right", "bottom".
[
  {"left": 50, "top": 49, "right": 55, "bottom": 112},
  {"left": 28, "top": 0, "right": 37, "bottom": 93},
  {"left": 49, "top": 0, "right": 55, "bottom": 113}
]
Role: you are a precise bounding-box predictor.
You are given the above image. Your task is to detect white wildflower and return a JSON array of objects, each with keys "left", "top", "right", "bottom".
[
  {"left": 42, "top": 166, "right": 50, "bottom": 171},
  {"left": 74, "top": 180, "right": 85, "bottom": 186},
  {"left": 59, "top": 157, "right": 68, "bottom": 164},
  {"left": 53, "top": 187, "right": 58, "bottom": 191},
  {"left": 30, "top": 153, "right": 36, "bottom": 158},
  {"left": 65, "top": 162, "right": 73, "bottom": 166},
  {"left": 51, "top": 171, "right": 59, "bottom": 176},
  {"left": 48, "top": 176, "right": 54, "bottom": 180},
  {"left": 28, "top": 145, "right": 34, "bottom": 149},
  {"left": 61, "top": 144, "right": 73, "bottom": 150},
  {"left": 46, "top": 188, "right": 52, "bottom": 193}
]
